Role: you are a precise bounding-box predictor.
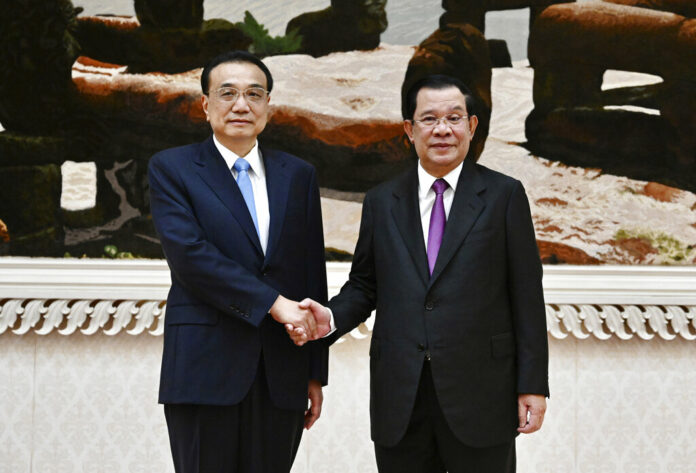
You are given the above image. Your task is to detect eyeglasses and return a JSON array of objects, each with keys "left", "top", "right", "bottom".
[
  {"left": 411, "top": 115, "right": 469, "bottom": 129},
  {"left": 211, "top": 86, "right": 268, "bottom": 103}
]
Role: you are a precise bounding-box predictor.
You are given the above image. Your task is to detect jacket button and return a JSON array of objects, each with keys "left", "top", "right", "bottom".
[
  {"left": 417, "top": 343, "right": 425, "bottom": 352},
  {"left": 425, "top": 301, "right": 434, "bottom": 310}
]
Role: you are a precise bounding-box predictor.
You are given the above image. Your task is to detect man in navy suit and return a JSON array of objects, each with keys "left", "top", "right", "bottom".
[
  {"left": 149, "top": 51, "right": 330, "bottom": 473},
  {"left": 292, "top": 75, "right": 549, "bottom": 472}
]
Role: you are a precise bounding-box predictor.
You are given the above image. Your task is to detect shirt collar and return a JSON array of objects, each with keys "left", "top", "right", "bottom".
[
  {"left": 213, "top": 135, "right": 265, "bottom": 178},
  {"left": 417, "top": 160, "right": 463, "bottom": 199}
]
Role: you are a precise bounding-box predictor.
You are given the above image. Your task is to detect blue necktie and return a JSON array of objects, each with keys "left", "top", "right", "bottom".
[{"left": 233, "top": 158, "right": 260, "bottom": 238}]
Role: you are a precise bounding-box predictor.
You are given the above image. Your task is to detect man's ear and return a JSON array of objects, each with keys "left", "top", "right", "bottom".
[
  {"left": 201, "top": 95, "right": 210, "bottom": 122},
  {"left": 404, "top": 120, "right": 414, "bottom": 142},
  {"left": 468, "top": 115, "right": 479, "bottom": 139}
]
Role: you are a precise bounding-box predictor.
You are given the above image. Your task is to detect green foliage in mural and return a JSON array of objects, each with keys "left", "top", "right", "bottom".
[
  {"left": 235, "top": 11, "right": 302, "bottom": 57},
  {"left": 0, "top": 0, "right": 82, "bottom": 133},
  {"left": 103, "top": 245, "right": 136, "bottom": 259},
  {"left": 63, "top": 245, "right": 137, "bottom": 259},
  {"left": 615, "top": 228, "right": 695, "bottom": 263}
]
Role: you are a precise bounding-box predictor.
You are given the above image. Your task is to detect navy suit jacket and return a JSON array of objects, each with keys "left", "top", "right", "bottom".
[
  {"left": 149, "top": 136, "right": 328, "bottom": 410},
  {"left": 328, "top": 158, "right": 549, "bottom": 447}
]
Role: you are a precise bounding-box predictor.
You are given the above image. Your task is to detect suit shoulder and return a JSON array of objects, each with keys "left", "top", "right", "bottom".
[
  {"left": 262, "top": 147, "right": 316, "bottom": 175},
  {"left": 364, "top": 165, "right": 414, "bottom": 201},
  {"left": 149, "top": 142, "right": 201, "bottom": 169},
  {"left": 475, "top": 162, "right": 522, "bottom": 189}
]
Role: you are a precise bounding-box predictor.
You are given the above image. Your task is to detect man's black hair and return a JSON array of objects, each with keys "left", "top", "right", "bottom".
[
  {"left": 201, "top": 50, "right": 273, "bottom": 95},
  {"left": 402, "top": 74, "right": 476, "bottom": 120}
]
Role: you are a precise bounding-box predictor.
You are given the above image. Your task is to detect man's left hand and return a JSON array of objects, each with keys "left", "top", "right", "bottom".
[
  {"left": 517, "top": 394, "right": 546, "bottom": 434},
  {"left": 305, "top": 380, "right": 323, "bottom": 430}
]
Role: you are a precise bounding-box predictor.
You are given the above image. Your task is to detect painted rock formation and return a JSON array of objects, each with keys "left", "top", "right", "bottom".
[
  {"left": 0, "top": 219, "right": 9, "bottom": 243},
  {"left": 403, "top": 23, "right": 492, "bottom": 162},
  {"left": 526, "top": 2, "right": 696, "bottom": 192},
  {"left": 75, "top": 16, "right": 251, "bottom": 74},
  {"left": 286, "top": 0, "right": 387, "bottom": 57},
  {"left": 0, "top": 0, "right": 81, "bottom": 134},
  {"left": 603, "top": 0, "right": 696, "bottom": 17},
  {"left": 441, "top": 0, "right": 573, "bottom": 31},
  {"left": 0, "top": 165, "right": 62, "bottom": 255},
  {"left": 72, "top": 46, "right": 414, "bottom": 192},
  {"left": 134, "top": 0, "right": 204, "bottom": 29},
  {"left": 487, "top": 38, "right": 512, "bottom": 68},
  {"left": 440, "top": 0, "right": 573, "bottom": 67},
  {"left": 537, "top": 240, "right": 602, "bottom": 265},
  {"left": 0, "top": 0, "right": 81, "bottom": 253}
]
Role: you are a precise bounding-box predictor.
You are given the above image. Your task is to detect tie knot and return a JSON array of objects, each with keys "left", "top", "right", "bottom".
[
  {"left": 432, "top": 178, "right": 448, "bottom": 195},
  {"left": 233, "top": 158, "right": 250, "bottom": 173}
]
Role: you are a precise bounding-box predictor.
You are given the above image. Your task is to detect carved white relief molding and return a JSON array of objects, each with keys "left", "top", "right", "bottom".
[
  {"left": 1, "top": 298, "right": 693, "bottom": 340},
  {"left": 545, "top": 304, "right": 696, "bottom": 340},
  {"left": 0, "top": 299, "right": 165, "bottom": 336},
  {"left": 1, "top": 258, "right": 695, "bottom": 339}
]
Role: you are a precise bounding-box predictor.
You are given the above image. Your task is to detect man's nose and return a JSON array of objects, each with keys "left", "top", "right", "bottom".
[
  {"left": 231, "top": 95, "right": 251, "bottom": 112},
  {"left": 432, "top": 121, "right": 452, "bottom": 135}
]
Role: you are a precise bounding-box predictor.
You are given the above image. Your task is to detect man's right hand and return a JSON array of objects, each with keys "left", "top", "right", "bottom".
[
  {"left": 284, "top": 298, "right": 332, "bottom": 346},
  {"left": 270, "top": 295, "right": 317, "bottom": 339}
]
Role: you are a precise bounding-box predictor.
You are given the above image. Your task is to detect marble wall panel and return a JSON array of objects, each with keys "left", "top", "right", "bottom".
[
  {"left": 1, "top": 334, "right": 695, "bottom": 472},
  {"left": 0, "top": 335, "right": 34, "bottom": 473}
]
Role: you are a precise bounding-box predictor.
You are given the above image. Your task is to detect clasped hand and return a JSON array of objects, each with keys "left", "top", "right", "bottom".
[{"left": 269, "top": 296, "right": 331, "bottom": 345}]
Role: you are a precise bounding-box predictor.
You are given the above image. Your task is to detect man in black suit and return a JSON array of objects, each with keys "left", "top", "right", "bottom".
[
  {"left": 291, "top": 74, "right": 549, "bottom": 472},
  {"left": 149, "top": 51, "right": 330, "bottom": 473}
]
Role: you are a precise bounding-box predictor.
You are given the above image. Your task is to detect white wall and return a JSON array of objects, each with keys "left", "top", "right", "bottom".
[
  {"left": 1, "top": 260, "right": 695, "bottom": 472},
  {"left": 2, "top": 333, "right": 695, "bottom": 473}
]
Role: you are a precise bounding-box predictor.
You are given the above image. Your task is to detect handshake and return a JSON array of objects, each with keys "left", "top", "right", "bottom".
[{"left": 269, "top": 295, "right": 332, "bottom": 346}]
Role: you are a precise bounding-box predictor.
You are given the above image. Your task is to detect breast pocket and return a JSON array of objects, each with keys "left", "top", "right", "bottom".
[{"left": 465, "top": 228, "right": 496, "bottom": 245}]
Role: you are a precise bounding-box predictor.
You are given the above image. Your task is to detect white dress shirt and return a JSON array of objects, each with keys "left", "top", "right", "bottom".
[
  {"left": 213, "top": 136, "right": 270, "bottom": 255},
  {"left": 417, "top": 160, "right": 463, "bottom": 248}
]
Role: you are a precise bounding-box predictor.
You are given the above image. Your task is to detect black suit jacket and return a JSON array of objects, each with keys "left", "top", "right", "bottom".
[
  {"left": 149, "top": 137, "right": 328, "bottom": 410},
  {"left": 329, "top": 157, "right": 549, "bottom": 447}
]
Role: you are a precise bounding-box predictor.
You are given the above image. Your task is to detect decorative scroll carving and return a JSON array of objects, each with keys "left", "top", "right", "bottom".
[
  {"left": 0, "top": 299, "right": 166, "bottom": 336},
  {"left": 1, "top": 299, "right": 694, "bottom": 340},
  {"left": 546, "top": 304, "right": 696, "bottom": 340}
]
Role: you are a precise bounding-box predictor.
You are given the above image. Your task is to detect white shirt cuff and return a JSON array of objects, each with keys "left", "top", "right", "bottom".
[{"left": 324, "top": 307, "right": 337, "bottom": 337}]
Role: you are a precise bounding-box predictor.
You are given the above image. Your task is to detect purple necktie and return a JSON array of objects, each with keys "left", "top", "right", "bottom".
[{"left": 427, "top": 179, "right": 449, "bottom": 275}]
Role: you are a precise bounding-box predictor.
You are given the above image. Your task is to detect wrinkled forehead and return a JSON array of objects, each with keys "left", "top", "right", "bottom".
[
  {"left": 209, "top": 61, "right": 268, "bottom": 90},
  {"left": 414, "top": 86, "right": 468, "bottom": 116}
]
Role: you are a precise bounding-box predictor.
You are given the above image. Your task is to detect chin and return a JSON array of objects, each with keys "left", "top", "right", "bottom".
[
  {"left": 428, "top": 153, "right": 456, "bottom": 164},
  {"left": 225, "top": 123, "right": 252, "bottom": 129},
  {"left": 223, "top": 125, "right": 252, "bottom": 135}
]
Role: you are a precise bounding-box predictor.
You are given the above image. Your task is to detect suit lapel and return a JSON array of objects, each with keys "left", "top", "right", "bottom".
[
  {"left": 193, "top": 137, "right": 263, "bottom": 256},
  {"left": 391, "top": 165, "right": 429, "bottom": 287},
  {"left": 428, "top": 158, "right": 486, "bottom": 289},
  {"left": 262, "top": 147, "right": 290, "bottom": 263}
]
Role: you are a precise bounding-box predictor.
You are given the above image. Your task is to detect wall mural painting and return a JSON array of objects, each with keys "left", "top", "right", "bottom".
[{"left": 0, "top": 0, "right": 694, "bottom": 264}]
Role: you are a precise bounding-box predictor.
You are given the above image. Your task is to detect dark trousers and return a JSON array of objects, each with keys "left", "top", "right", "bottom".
[
  {"left": 375, "top": 361, "right": 516, "bottom": 473},
  {"left": 164, "top": 357, "right": 305, "bottom": 473}
]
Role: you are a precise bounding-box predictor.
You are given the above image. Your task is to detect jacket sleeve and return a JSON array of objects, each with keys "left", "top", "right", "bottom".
[
  {"left": 148, "top": 152, "right": 279, "bottom": 327},
  {"left": 327, "top": 191, "right": 378, "bottom": 340},
  {"left": 505, "top": 180, "right": 550, "bottom": 397},
  {"left": 305, "top": 167, "right": 330, "bottom": 385}
]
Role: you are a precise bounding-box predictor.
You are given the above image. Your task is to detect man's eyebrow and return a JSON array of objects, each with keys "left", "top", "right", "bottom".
[
  {"left": 218, "top": 82, "right": 265, "bottom": 89},
  {"left": 416, "top": 105, "right": 466, "bottom": 117}
]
